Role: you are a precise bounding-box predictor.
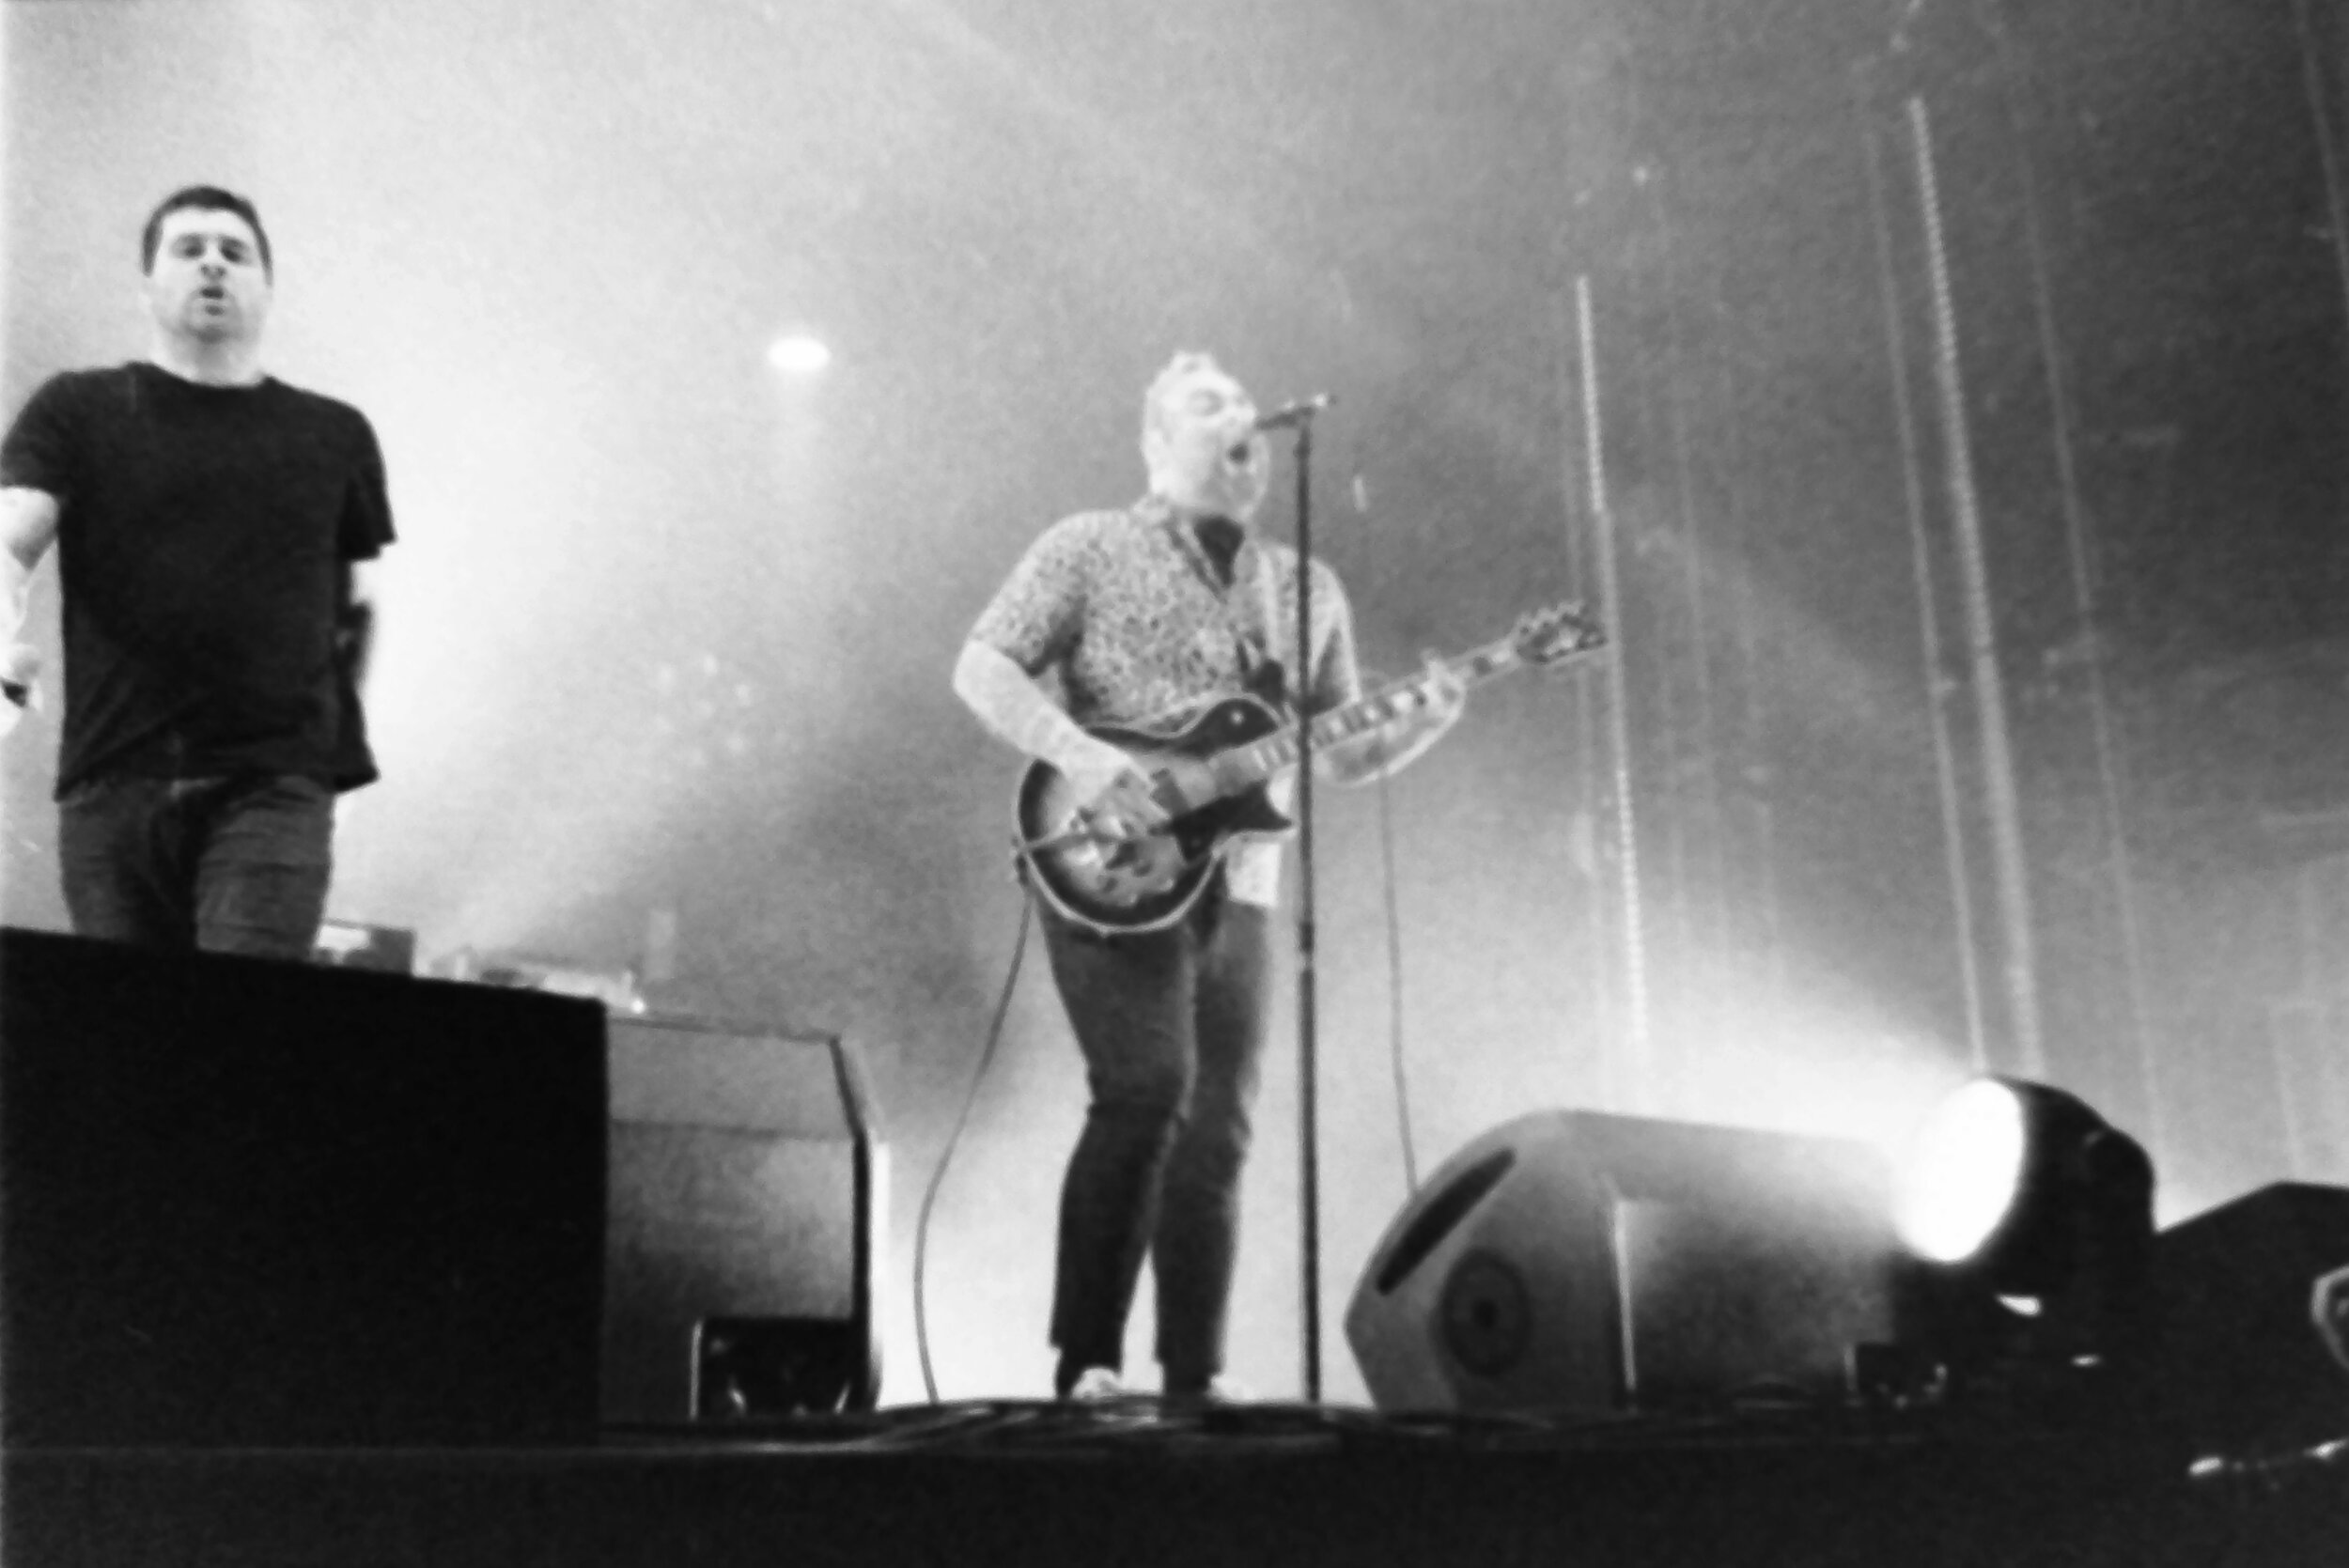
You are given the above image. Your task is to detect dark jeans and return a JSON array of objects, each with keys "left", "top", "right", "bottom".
[
  {"left": 1039, "top": 878, "right": 1271, "bottom": 1394},
  {"left": 57, "top": 773, "right": 336, "bottom": 961}
]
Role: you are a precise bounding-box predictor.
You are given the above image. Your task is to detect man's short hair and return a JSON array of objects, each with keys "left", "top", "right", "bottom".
[
  {"left": 1142, "top": 350, "right": 1227, "bottom": 440},
  {"left": 141, "top": 185, "right": 272, "bottom": 279}
]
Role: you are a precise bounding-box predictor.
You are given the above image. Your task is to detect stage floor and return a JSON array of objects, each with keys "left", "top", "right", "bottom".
[{"left": 8, "top": 1400, "right": 2345, "bottom": 1567}]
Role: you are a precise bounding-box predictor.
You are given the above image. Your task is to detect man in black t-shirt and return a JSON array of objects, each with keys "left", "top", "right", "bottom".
[{"left": 0, "top": 185, "right": 394, "bottom": 959}]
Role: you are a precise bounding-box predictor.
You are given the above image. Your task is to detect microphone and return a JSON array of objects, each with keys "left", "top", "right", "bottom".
[{"left": 1254, "top": 394, "right": 1334, "bottom": 432}]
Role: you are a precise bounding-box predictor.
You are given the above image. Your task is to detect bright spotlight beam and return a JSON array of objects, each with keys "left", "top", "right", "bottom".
[
  {"left": 1896, "top": 1078, "right": 2028, "bottom": 1265},
  {"left": 1897, "top": 1076, "right": 2154, "bottom": 1294}
]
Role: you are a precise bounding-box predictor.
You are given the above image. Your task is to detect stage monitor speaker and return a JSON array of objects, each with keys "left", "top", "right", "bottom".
[
  {"left": 601, "top": 1014, "right": 885, "bottom": 1425},
  {"left": 1346, "top": 1110, "right": 1909, "bottom": 1416},
  {"left": 2155, "top": 1181, "right": 2349, "bottom": 1454},
  {"left": 0, "top": 926, "right": 608, "bottom": 1448}
]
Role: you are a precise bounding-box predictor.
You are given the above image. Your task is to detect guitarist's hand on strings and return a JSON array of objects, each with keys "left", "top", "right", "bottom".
[
  {"left": 1056, "top": 733, "right": 1169, "bottom": 842},
  {"left": 951, "top": 641, "right": 1171, "bottom": 845},
  {"left": 1379, "top": 649, "right": 1468, "bottom": 768},
  {"left": 1419, "top": 649, "right": 1469, "bottom": 727}
]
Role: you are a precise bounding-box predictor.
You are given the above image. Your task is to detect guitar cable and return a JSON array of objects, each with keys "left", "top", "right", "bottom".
[
  {"left": 1349, "top": 466, "right": 1424, "bottom": 1200},
  {"left": 912, "top": 892, "right": 1034, "bottom": 1406},
  {"left": 1371, "top": 749, "right": 1422, "bottom": 1198}
]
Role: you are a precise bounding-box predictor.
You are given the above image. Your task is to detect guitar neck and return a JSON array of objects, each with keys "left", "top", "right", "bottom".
[{"left": 1224, "top": 636, "right": 1525, "bottom": 783}]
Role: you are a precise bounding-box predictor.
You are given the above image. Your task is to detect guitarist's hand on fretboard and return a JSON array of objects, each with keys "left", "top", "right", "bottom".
[
  {"left": 1411, "top": 648, "right": 1470, "bottom": 734},
  {"left": 1325, "top": 650, "right": 1468, "bottom": 784}
]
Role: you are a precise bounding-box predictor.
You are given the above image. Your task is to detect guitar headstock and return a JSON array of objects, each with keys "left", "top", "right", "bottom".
[{"left": 1511, "top": 602, "right": 1608, "bottom": 668}]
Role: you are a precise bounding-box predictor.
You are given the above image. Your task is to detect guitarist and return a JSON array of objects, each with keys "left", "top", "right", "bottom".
[{"left": 951, "top": 351, "right": 1463, "bottom": 1404}]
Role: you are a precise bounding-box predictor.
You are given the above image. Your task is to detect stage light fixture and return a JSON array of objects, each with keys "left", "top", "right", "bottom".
[
  {"left": 1897, "top": 1077, "right": 2155, "bottom": 1297},
  {"left": 1894, "top": 1077, "right": 2158, "bottom": 1421}
]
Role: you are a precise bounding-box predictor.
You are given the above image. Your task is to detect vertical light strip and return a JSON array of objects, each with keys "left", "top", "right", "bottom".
[
  {"left": 1579, "top": 274, "right": 1652, "bottom": 1112},
  {"left": 1910, "top": 94, "right": 2045, "bottom": 1078},
  {"left": 1854, "top": 70, "right": 1991, "bottom": 1072}
]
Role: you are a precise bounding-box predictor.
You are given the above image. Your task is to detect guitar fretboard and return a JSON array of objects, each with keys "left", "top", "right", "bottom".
[{"left": 1219, "top": 637, "right": 1528, "bottom": 786}]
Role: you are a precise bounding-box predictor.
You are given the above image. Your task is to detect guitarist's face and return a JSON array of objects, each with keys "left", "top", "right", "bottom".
[{"left": 1143, "top": 365, "right": 1269, "bottom": 522}]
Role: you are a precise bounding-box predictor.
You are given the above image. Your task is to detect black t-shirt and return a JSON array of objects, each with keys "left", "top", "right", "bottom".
[{"left": 0, "top": 361, "right": 395, "bottom": 796}]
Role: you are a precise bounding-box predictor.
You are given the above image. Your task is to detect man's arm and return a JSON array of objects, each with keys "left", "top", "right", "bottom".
[
  {"left": 337, "top": 558, "right": 381, "bottom": 691},
  {"left": 951, "top": 640, "right": 1167, "bottom": 835},
  {"left": 1, "top": 486, "right": 61, "bottom": 706}
]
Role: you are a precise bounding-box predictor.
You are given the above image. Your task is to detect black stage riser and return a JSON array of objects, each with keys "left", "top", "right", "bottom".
[
  {"left": 8, "top": 1435, "right": 2340, "bottom": 1568},
  {"left": 0, "top": 927, "right": 610, "bottom": 1448}
]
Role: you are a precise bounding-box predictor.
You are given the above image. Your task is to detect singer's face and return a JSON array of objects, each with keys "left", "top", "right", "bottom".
[
  {"left": 1143, "top": 365, "right": 1268, "bottom": 521},
  {"left": 145, "top": 208, "right": 272, "bottom": 348}
]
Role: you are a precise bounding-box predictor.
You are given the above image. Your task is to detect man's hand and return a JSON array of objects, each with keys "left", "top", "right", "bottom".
[
  {"left": 0, "top": 642, "right": 38, "bottom": 706},
  {"left": 0, "top": 644, "right": 34, "bottom": 739},
  {"left": 1327, "top": 651, "right": 1466, "bottom": 785},
  {"left": 2313, "top": 1264, "right": 2349, "bottom": 1373},
  {"left": 1384, "top": 649, "right": 1468, "bottom": 761},
  {"left": 1057, "top": 735, "right": 1169, "bottom": 842},
  {"left": 1416, "top": 648, "right": 1468, "bottom": 733}
]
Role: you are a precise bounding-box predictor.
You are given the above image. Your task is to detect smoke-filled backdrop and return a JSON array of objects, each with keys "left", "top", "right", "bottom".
[{"left": 6, "top": 0, "right": 2345, "bottom": 1405}]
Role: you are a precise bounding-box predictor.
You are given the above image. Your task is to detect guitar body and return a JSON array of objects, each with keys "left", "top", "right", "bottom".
[
  {"left": 1015, "top": 694, "right": 1294, "bottom": 937},
  {"left": 1006, "top": 599, "right": 1606, "bottom": 939}
]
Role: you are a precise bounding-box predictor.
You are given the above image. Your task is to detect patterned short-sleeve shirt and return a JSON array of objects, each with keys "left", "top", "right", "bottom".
[
  {"left": 969, "top": 494, "right": 1359, "bottom": 726},
  {"left": 969, "top": 495, "right": 1362, "bottom": 907}
]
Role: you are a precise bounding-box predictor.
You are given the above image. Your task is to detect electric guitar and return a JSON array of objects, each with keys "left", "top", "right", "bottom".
[{"left": 1012, "top": 602, "right": 1606, "bottom": 937}]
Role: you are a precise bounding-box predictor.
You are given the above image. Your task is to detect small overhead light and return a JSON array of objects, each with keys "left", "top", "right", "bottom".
[{"left": 767, "top": 335, "right": 832, "bottom": 375}]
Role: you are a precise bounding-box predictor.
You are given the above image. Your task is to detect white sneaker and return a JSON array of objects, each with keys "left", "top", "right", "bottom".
[
  {"left": 1167, "top": 1374, "right": 1252, "bottom": 1405},
  {"left": 1063, "top": 1366, "right": 1127, "bottom": 1402}
]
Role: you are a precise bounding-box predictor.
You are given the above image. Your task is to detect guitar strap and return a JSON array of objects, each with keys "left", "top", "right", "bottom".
[
  {"left": 1232, "top": 538, "right": 1294, "bottom": 717},
  {"left": 1173, "top": 506, "right": 1294, "bottom": 718}
]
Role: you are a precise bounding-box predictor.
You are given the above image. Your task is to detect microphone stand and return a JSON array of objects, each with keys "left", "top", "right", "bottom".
[{"left": 1282, "top": 407, "right": 1326, "bottom": 1404}]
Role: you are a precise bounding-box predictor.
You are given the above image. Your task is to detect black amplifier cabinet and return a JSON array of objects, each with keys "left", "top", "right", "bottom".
[
  {"left": 601, "top": 1014, "right": 885, "bottom": 1425},
  {"left": 0, "top": 927, "right": 609, "bottom": 1448},
  {"left": 2155, "top": 1182, "right": 2349, "bottom": 1454}
]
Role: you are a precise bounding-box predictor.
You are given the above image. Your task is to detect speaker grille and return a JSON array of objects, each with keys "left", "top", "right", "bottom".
[{"left": 1442, "top": 1250, "right": 1535, "bottom": 1376}]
